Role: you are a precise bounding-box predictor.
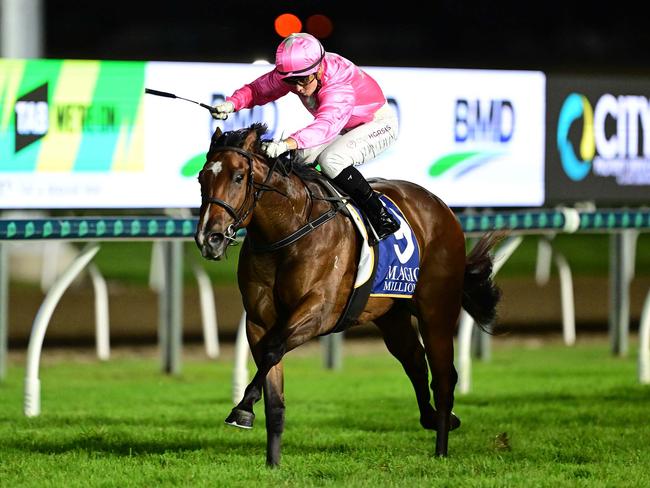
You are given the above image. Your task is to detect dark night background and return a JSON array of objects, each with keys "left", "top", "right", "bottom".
[{"left": 43, "top": 0, "right": 650, "bottom": 74}]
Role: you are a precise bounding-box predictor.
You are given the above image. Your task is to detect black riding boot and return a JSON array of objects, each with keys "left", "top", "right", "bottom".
[{"left": 332, "top": 166, "right": 400, "bottom": 245}]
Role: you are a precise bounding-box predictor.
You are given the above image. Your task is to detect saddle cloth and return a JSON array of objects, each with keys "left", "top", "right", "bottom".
[
  {"left": 348, "top": 195, "right": 421, "bottom": 299},
  {"left": 325, "top": 192, "right": 421, "bottom": 335}
]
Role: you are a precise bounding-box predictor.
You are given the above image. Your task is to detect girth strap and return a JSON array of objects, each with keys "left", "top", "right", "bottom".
[{"left": 324, "top": 237, "right": 380, "bottom": 336}]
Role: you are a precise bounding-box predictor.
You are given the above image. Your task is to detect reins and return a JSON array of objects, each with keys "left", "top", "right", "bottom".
[{"left": 202, "top": 145, "right": 346, "bottom": 253}]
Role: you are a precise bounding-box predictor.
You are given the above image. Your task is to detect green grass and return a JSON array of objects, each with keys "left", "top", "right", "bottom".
[{"left": 1, "top": 338, "right": 649, "bottom": 487}]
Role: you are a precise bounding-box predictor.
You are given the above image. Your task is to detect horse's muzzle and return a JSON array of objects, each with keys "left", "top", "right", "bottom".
[{"left": 195, "top": 231, "right": 227, "bottom": 260}]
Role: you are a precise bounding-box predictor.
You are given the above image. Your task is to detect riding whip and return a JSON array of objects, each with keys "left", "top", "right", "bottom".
[{"left": 144, "top": 88, "right": 216, "bottom": 112}]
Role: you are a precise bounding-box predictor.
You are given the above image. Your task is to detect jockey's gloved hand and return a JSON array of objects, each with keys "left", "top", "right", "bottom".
[
  {"left": 261, "top": 140, "right": 289, "bottom": 158},
  {"left": 210, "top": 101, "right": 235, "bottom": 120}
]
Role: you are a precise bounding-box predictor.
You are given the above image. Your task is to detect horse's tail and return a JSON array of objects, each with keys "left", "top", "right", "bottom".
[{"left": 461, "top": 232, "right": 504, "bottom": 333}]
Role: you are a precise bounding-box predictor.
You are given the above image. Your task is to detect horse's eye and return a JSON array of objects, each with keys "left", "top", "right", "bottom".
[{"left": 234, "top": 173, "right": 244, "bottom": 184}]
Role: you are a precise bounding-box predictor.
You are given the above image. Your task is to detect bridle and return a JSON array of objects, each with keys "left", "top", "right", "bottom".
[{"left": 201, "top": 146, "right": 281, "bottom": 245}]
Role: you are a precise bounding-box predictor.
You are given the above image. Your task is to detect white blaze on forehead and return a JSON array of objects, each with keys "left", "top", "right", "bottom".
[
  {"left": 208, "top": 160, "right": 223, "bottom": 175},
  {"left": 199, "top": 160, "right": 223, "bottom": 236}
]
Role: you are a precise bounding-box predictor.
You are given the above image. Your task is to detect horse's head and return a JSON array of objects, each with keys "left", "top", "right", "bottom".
[{"left": 195, "top": 123, "right": 267, "bottom": 260}]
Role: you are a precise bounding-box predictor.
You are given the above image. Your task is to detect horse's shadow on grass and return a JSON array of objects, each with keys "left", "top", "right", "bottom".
[
  {"left": 5, "top": 431, "right": 263, "bottom": 457},
  {"left": 8, "top": 419, "right": 424, "bottom": 458},
  {"left": 4, "top": 421, "right": 365, "bottom": 458},
  {"left": 459, "top": 385, "right": 650, "bottom": 408}
]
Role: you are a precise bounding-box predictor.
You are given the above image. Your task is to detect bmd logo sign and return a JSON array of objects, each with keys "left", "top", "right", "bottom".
[{"left": 428, "top": 98, "right": 514, "bottom": 178}]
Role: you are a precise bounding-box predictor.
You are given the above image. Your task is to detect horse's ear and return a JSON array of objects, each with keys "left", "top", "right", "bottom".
[
  {"left": 241, "top": 128, "right": 259, "bottom": 153},
  {"left": 206, "top": 127, "right": 223, "bottom": 160}
]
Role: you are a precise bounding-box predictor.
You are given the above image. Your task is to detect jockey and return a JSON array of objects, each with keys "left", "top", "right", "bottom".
[{"left": 212, "top": 32, "right": 400, "bottom": 244}]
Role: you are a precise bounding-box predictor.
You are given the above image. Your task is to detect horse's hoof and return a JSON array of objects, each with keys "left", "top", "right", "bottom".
[
  {"left": 420, "top": 411, "right": 461, "bottom": 431},
  {"left": 420, "top": 415, "right": 435, "bottom": 430},
  {"left": 225, "top": 408, "right": 255, "bottom": 429},
  {"left": 266, "top": 458, "right": 280, "bottom": 468}
]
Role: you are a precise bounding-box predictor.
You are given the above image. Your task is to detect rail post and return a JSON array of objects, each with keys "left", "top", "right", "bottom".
[
  {"left": 24, "top": 243, "right": 100, "bottom": 417},
  {"left": 609, "top": 231, "right": 632, "bottom": 356},
  {"left": 158, "top": 240, "right": 184, "bottom": 375}
]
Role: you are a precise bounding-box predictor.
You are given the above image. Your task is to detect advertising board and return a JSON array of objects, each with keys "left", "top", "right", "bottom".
[
  {"left": 0, "top": 59, "right": 147, "bottom": 208},
  {"left": 546, "top": 75, "right": 650, "bottom": 205}
]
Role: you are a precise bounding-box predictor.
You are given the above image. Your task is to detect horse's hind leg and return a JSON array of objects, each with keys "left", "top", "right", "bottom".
[
  {"left": 375, "top": 305, "right": 436, "bottom": 430},
  {"left": 415, "top": 286, "right": 462, "bottom": 457}
]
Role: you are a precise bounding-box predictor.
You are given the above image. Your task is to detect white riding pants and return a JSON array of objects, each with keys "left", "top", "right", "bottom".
[{"left": 293, "top": 104, "right": 398, "bottom": 178}]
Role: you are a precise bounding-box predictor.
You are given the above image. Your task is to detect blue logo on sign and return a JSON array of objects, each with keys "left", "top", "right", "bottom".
[{"left": 556, "top": 93, "right": 595, "bottom": 181}]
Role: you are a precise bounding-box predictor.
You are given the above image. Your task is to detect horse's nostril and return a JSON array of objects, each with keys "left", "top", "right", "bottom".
[{"left": 208, "top": 233, "right": 223, "bottom": 244}]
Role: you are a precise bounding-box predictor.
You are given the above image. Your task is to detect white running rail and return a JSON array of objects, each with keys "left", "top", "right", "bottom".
[{"left": 24, "top": 244, "right": 100, "bottom": 417}]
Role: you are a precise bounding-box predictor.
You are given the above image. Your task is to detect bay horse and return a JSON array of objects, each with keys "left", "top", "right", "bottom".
[{"left": 195, "top": 123, "right": 501, "bottom": 466}]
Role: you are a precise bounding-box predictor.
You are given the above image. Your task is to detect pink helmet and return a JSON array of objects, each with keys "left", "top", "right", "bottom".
[{"left": 275, "top": 33, "right": 325, "bottom": 78}]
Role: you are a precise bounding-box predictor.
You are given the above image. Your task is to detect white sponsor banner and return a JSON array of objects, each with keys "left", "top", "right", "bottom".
[
  {"left": 0, "top": 61, "right": 544, "bottom": 209},
  {"left": 361, "top": 67, "right": 546, "bottom": 207},
  {"left": 145, "top": 62, "right": 545, "bottom": 208}
]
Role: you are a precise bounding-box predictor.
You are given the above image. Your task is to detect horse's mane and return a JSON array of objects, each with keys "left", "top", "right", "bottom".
[
  {"left": 287, "top": 158, "right": 322, "bottom": 182},
  {"left": 209, "top": 123, "right": 322, "bottom": 183},
  {"left": 209, "top": 122, "right": 267, "bottom": 155}
]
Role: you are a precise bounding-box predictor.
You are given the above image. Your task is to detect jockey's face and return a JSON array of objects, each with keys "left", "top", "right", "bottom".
[
  {"left": 293, "top": 75, "right": 318, "bottom": 96},
  {"left": 283, "top": 66, "right": 321, "bottom": 97},
  {"left": 284, "top": 73, "right": 318, "bottom": 96}
]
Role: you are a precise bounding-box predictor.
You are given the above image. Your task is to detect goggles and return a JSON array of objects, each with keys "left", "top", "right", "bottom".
[{"left": 282, "top": 74, "right": 316, "bottom": 86}]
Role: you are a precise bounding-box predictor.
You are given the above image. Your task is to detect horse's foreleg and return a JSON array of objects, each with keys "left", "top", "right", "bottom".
[
  {"left": 233, "top": 292, "right": 332, "bottom": 463},
  {"left": 225, "top": 370, "right": 264, "bottom": 428},
  {"left": 263, "top": 361, "right": 285, "bottom": 467},
  {"left": 226, "top": 323, "right": 286, "bottom": 429}
]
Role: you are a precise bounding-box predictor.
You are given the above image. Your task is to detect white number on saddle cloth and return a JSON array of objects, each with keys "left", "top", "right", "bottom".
[{"left": 389, "top": 209, "right": 415, "bottom": 264}]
